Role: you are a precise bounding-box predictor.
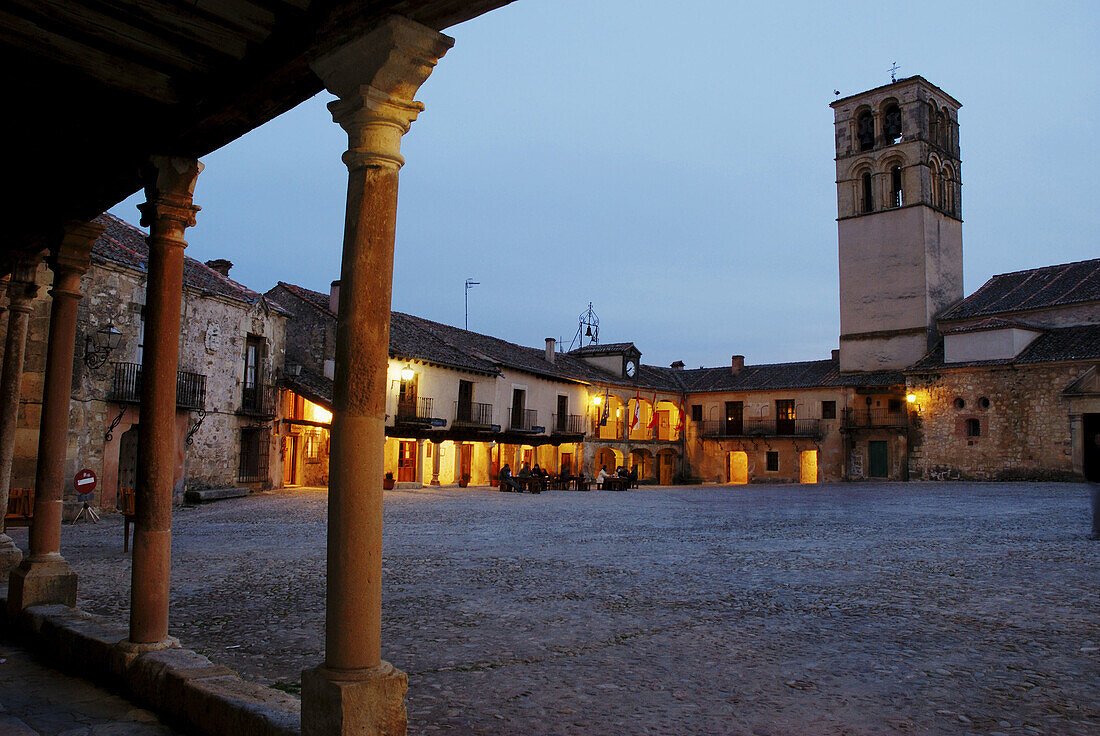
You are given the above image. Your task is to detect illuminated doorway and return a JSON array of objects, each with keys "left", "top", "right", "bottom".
[
  {"left": 799, "top": 450, "right": 818, "bottom": 484},
  {"left": 727, "top": 451, "right": 748, "bottom": 484}
]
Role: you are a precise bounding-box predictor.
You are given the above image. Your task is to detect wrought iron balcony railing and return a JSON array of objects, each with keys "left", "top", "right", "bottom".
[
  {"left": 109, "top": 362, "right": 207, "bottom": 411},
  {"left": 240, "top": 383, "right": 277, "bottom": 416},
  {"left": 509, "top": 407, "right": 538, "bottom": 432},
  {"left": 396, "top": 396, "right": 434, "bottom": 424},
  {"left": 453, "top": 401, "right": 493, "bottom": 427},
  {"left": 698, "top": 418, "right": 822, "bottom": 438},
  {"left": 551, "top": 413, "right": 585, "bottom": 434},
  {"left": 842, "top": 408, "right": 908, "bottom": 428}
]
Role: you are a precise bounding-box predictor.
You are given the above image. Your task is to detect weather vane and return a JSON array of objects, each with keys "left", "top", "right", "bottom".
[{"left": 889, "top": 61, "right": 900, "bottom": 83}]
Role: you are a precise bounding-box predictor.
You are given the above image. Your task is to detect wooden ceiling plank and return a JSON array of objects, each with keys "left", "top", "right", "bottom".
[
  {"left": 0, "top": 8, "right": 178, "bottom": 104},
  {"left": 9, "top": 0, "right": 225, "bottom": 74},
  {"left": 95, "top": 0, "right": 250, "bottom": 58},
  {"left": 192, "top": 0, "right": 278, "bottom": 43}
]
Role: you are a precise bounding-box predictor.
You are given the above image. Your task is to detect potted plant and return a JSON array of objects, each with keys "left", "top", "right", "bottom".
[
  {"left": 459, "top": 473, "right": 470, "bottom": 488},
  {"left": 383, "top": 472, "right": 395, "bottom": 490}
]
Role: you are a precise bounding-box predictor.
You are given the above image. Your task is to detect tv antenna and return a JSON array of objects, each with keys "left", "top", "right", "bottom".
[
  {"left": 464, "top": 278, "right": 479, "bottom": 330},
  {"left": 567, "top": 302, "right": 600, "bottom": 352},
  {"left": 888, "top": 61, "right": 901, "bottom": 83}
]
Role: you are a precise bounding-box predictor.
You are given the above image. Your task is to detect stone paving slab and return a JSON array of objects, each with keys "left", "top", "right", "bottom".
[
  {"left": 0, "top": 641, "right": 182, "bottom": 736},
  {"left": 8, "top": 482, "right": 1099, "bottom": 735}
]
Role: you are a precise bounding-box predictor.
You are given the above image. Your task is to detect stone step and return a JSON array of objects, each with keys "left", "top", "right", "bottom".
[{"left": 183, "top": 487, "right": 250, "bottom": 504}]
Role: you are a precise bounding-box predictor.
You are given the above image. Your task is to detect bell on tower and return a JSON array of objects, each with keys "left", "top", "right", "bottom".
[{"left": 831, "top": 76, "right": 964, "bottom": 372}]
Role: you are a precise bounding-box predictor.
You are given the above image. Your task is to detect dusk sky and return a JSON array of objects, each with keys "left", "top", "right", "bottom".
[{"left": 110, "top": 1, "right": 1099, "bottom": 370}]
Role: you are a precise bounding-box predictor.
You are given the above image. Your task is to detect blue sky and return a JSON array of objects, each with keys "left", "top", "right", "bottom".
[{"left": 111, "top": 1, "right": 1099, "bottom": 369}]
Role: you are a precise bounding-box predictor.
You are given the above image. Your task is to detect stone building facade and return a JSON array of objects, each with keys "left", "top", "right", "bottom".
[{"left": 0, "top": 214, "right": 287, "bottom": 515}]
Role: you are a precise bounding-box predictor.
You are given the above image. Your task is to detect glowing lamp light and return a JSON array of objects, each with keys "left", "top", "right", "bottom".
[
  {"left": 906, "top": 394, "right": 917, "bottom": 404},
  {"left": 592, "top": 395, "right": 603, "bottom": 406},
  {"left": 400, "top": 363, "right": 415, "bottom": 382}
]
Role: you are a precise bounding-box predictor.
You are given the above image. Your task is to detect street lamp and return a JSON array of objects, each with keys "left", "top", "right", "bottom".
[
  {"left": 400, "top": 364, "right": 415, "bottom": 382},
  {"left": 83, "top": 323, "right": 123, "bottom": 369}
]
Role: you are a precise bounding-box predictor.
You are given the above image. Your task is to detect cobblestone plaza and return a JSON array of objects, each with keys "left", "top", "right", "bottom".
[{"left": 13, "top": 483, "right": 1098, "bottom": 735}]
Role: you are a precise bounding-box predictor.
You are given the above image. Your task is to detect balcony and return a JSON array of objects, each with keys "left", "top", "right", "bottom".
[
  {"left": 509, "top": 407, "right": 538, "bottom": 433},
  {"left": 591, "top": 417, "right": 624, "bottom": 441},
  {"left": 698, "top": 418, "right": 822, "bottom": 439},
  {"left": 453, "top": 401, "right": 493, "bottom": 428},
  {"left": 240, "top": 383, "right": 277, "bottom": 417},
  {"left": 396, "top": 396, "right": 434, "bottom": 426},
  {"left": 551, "top": 413, "right": 585, "bottom": 435},
  {"left": 842, "top": 408, "right": 908, "bottom": 429},
  {"left": 109, "top": 362, "right": 207, "bottom": 411}
]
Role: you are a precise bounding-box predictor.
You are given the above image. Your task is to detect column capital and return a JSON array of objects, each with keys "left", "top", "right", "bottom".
[
  {"left": 310, "top": 15, "right": 454, "bottom": 170},
  {"left": 138, "top": 156, "right": 203, "bottom": 235},
  {"left": 4, "top": 252, "right": 43, "bottom": 310},
  {"left": 48, "top": 222, "right": 103, "bottom": 299}
]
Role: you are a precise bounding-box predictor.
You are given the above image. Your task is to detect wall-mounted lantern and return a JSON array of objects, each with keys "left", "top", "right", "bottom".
[
  {"left": 83, "top": 323, "right": 123, "bottom": 369},
  {"left": 400, "top": 363, "right": 415, "bottom": 382}
]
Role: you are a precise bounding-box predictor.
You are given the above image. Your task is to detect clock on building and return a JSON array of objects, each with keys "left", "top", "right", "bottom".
[{"left": 625, "top": 360, "right": 637, "bottom": 378}]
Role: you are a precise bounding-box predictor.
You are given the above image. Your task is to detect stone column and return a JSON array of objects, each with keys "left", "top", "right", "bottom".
[
  {"left": 452, "top": 443, "right": 462, "bottom": 485},
  {"left": 127, "top": 156, "right": 202, "bottom": 647},
  {"left": 414, "top": 439, "right": 425, "bottom": 486},
  {"left": 302, "top": 16, "right": 453, "bottom": 736},
  {"left": 0, "top": 255, "right": 41, "bottom": 574},
  {"left": 8, "top": 223, "right": 102, "bottom": 614},
  {"left": 430, "top": 441, "right": 441, "bottom": 485}
]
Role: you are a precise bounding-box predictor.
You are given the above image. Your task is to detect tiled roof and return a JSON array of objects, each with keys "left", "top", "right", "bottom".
[
  {"left": 280, "top": 369, "right": 334, "bottom": 410},
  {"left": 568, "top": 342, "right": 638, "bottom": 356},
  {"left": 940, "top": 258, "right": 1100, "bottom": 321},
  {"left": 93, "top": 214, "right": 278, "bottom": 309},
  {"left": 910, "top": 324, "right": 1100, "bottom": 371},
  {"left": 678, "top": 358, "right": 903, "bottom": 393},
  {"left": 275, "top": 281, "right": 332, "bottom": 315},
  {"left": 941, "top": 317, "right": 1045, "bottom": 335}
]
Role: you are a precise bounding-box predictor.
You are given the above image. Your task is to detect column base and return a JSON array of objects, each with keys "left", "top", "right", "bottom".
[
  {"left": 7, "top": 555, "right": 77, "bottom": 617},
  {"left": 302, "top": 661, "right": 407, "bottom": 736},
  {"left": 0, "top": 534, "right": 23, "bottom": 577},
  {"left": 429, "top": 481, "right": 440, "bottom": 486}
]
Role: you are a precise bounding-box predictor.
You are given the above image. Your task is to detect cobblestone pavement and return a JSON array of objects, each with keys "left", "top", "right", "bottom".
[
  {"left": 9, "top": 482, "right": 1099, "bottom": 735},
  {"left": 0, "top": 641, "right": 181, "bottom": 735}
]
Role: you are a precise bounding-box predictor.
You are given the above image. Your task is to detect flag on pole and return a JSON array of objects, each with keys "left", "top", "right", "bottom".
[
  {"left": 647, "top": 393, "right": 659, "bottom": 429},
  {"left": 599, "top": 389, "right": 609, "bottom": 426},
  {"left": 675, "top": 399, "right": 686, "bottom": 432},
  {"left": 629, "top": 395, "right": 640, "bottom": 431}
]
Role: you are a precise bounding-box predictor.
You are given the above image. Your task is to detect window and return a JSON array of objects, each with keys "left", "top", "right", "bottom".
[
  {"left": 766, "top": 451, "right": 779, "bottom": 472},
  {"left": 953, "top": 398, "right": 966, "bottom": 410},
  {"left": 883, "top": 103, "right": 902, "bottom": 143},
  {"left": 238, "top": 427, "right": 269, "bottom": 483},
  {"left": 136, "top": 308, "right": 145, "bottom": 364},
  {"left": 890, "top": 165, "right": 903, "bottom": 207},
  {"left": 304, "top": 430, "right": 321, "bottom": 460},
  {"left": 776, "top": 399, "right": 795, "bottom": 434},
  {"left": 724, "top": 401, "right": 743, "bottom": 435},
  {"left": 966, "top": 418, "right": 981, "bottom": 437},
  {"left": 861, "top": 172, "right": 874, "bottom": 213},
  {"left": 978, "top": 397, "right": 991, "bottom": 409},
  {"left": 857, "top": 111, "right": 875, "bottom": 151},
  {"left": 822, "top": 401, "right": 836, "bottom": 420},
  {"left": 511, "top": 388, "right": 526, "bottom": 429},
  {"left": 556, "top": 395, "right": 569, "bottom": 432},
  {"left": 888, "top": 399, "right": 902, "bottom": 413},
  {"left": 691, "top": 404, "right": 703, "bottom": 422},
  {"left": 457, "top": 380, "right": 473, "bottom": 423}
]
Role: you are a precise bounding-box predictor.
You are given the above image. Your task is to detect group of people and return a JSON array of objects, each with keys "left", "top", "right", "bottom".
[
  {"left": 596, "top": 464, "right": 637, "bottom": 489},
  {"left": 499, "top": 462, "right": 550, "bottom": 493}
]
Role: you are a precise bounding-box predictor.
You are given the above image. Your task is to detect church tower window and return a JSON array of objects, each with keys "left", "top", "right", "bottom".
[
  {"left": 883, "top": 103, "right": 902, "bottom": 143},
  {"left": 857, "top": 111, "right": 875, "bottom": 151},
  {"left": 861, "top": 172, "right": 874, "bottom": 213},
  {"left": 890, "top": 165, "right": 903, "bottom": 207}
]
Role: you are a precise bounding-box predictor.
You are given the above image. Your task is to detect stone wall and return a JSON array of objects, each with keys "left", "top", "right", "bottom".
[{"left": 907, "top": 362, "right": 1091, "bottom": 481}]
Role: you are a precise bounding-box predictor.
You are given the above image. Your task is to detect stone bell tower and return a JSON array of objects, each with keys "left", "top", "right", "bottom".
[{"left": 832, "top": 76, "right": 963, "bottom": 372}]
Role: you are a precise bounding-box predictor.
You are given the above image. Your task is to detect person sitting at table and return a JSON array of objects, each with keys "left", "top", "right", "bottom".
[
  {"left": 532, "top": 464, "right": 544, "bottom": 478},
  {"left": 518, "top": 463, "right": 532, "bottom": 478},
  {"left": 596, "top": 465, "right": 609, "bottom": 489},
  {"left": 617, "top": 465, "right": 629, "bottom": 478},
  {"left": 628, "top": 466, "right": 638, "bottom": 487},
  {"left": 499, "top": 463, "right": 522, "bottom": 493}
]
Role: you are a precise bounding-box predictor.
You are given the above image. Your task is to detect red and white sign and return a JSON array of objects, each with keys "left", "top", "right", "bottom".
[{"left": 73, "top": 468, "right": 97, "bottom": 494}]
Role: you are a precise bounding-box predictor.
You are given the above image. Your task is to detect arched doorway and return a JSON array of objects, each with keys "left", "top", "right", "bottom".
[
  {"left": 727, "top": 451, "right": 748, "bottom": 484},
  {"left": 595, "top": 447, "right": 623, "bottom": 475},
  {"left": 629, "top": 448, "right": 653, "bottom": 480}
]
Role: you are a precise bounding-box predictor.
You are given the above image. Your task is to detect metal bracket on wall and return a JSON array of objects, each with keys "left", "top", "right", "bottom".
[
  {"left": 105, "top": 406, "right": 126, "bottom": 442},
  {"left": 186, "top": 408, "right": 208, "bottom": 446}
]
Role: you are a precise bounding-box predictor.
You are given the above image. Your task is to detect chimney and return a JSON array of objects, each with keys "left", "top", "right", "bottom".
[
  {"left": 205, "top": 259, "right": 232, "bottom": 277},
  {"left": 670, "top": 360, "right": 685, "bottom": 371},
  {"left": 545, "top": 337, "right": 556, "bottom": 364},
  {"left": 831, "top": 348, "right": 840, "bottom": 362},
  {"left": 329, "top": 280, "right": 340, "bottom": 314},
  {"left": 731, "top": 355, "right": 744, "bottom": 375}
]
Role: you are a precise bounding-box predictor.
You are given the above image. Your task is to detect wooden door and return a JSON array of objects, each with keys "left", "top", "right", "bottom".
[
  {"left": 397, "top": 440, "right": 417, "bottom": 482},
  {"left": 659, "top": 454, "right": 673, "bottom": 485},
  {"left": 460, "top": 443, "right": 472, "bottom": 482},
  {"left": 868, "top": 440, "right": 888, "bottom": 478},
  {"left": 656, "top": 410, "right": 670, "bottom": 440},
  {"left": 284, "top": 435, "right": 299, "bottom": 485},
  {"left": 724, "top": 401, "right": 743, "bottom": 435},
  {"left": 560, "top": 452, "right": 572, "bottom": 476}
]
